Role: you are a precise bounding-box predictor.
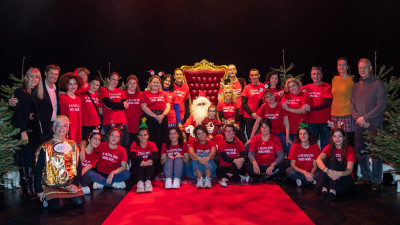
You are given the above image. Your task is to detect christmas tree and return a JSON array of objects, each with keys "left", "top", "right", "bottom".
[
  {"left": 0, "top": 74, "right": 24, "bottom": 182},
  {"left": 366, "top": 66, "right": 400, "bottom": 174},
  {"left": 271, "top": 50, "right": 304, "bottom": 87}
]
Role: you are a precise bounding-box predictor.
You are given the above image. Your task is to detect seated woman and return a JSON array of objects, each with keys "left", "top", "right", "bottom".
[
  {"left": 316, "top": 128, "right": 355, "bottom": 202},
  {"left": 34, "top": 115, "right": 84, "bottom": 210},
  {"left": 130, "top": 122, "right": 159, "bottom": 193},
  {"left": 187, "top": 125, "right": 217, "bottom": 188},
  {"left": 89, "top": 128, "right": 130, "bottom": 189},
  {"left": 80, "top": 132, "right": 101, "bottom": 194},
  {"left": 286, "top": 122, "right": 320, "bottom": 186},
  {"left": 202, "top": 105, "right": 223, "bottom": 143},
  {"left": 246, "top": 118, "right": 285, "bottom": 183},
  {"left": 161, "top": 127, "right": 189, "bottom": 189},
  {"left": 216, "top": 124, "right": 247, "bottom": 187}
]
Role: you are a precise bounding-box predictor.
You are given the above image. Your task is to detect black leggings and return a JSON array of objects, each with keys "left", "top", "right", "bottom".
[
  {"left": 216, "top": 164, "right": 246, "bottom": 181},
  {"left": 48, "top": 196, "right": 84, "bottom": 211},
  {"left": 144, "top": 113, "right": 168, "bottom": 152},
  {"left": 244, "top": 117, "right": 256, "bottom": 141},
  {"left": 135, "top": 163, "right": 156, "bottom": 182},
  {"left": 317, "top": 158, "right": 354, "bottom": 193}
]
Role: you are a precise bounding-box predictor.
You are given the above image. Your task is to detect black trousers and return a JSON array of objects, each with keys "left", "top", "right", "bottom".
[
  {"left": 48, "top": 196, "right": 84, "bottom": 211},
  {"left": 317, "top": 158, "right": 354, "bottom": 193},
  {"left": 144, "top": 113, "right": 168, "bottom": 152},
  {"left": 216, "top": 164, "right": 246, "bottom": 181},
  {"left": 245, "top": 160, "right": 288, "bottom": 178},
  {"left": 244, "top": 117, "right": 256, "bottom": 141},
  {"left": 135, "top": 163, "right": 156, "bottom": 182}
]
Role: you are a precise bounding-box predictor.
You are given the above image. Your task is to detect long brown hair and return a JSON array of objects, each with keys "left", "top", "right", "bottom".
[{"left": 329, "top": 128, "right": 348, "bottom": 167}]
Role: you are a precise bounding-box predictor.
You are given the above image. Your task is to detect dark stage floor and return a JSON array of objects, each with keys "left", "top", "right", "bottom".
[{"left": 1, "top": 178, "right": 400, "bottom": 225}]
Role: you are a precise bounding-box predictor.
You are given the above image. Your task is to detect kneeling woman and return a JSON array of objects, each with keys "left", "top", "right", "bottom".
[
  {"left": 80, "top": 132, "right": 101, "bottom": 194},
  {"left": 316, "top": 128, "right": 355, "bottom": 201},
  {"left": 246, "top": 118, "right": 285, "bottom": 183},
  {"left": 216, "top": 124, "right": 247, "bottom": 187},
  {"left": 286, "top": 123, "right": 320, "bottom": 186},
  {"left": 90, "top": 128, "right": 130, "bottom": 189},
  {"left": 130, "top": 125, "right": 159, "bottom": 193},
  {"left": 34, "top": 115, "right": 84, "bottom": 210},
  {"left": 187, "top": 125, "right": 217, "bottom": 188},
  {"left": 161, "top": 127, "right": 189, "bottom": 189}
]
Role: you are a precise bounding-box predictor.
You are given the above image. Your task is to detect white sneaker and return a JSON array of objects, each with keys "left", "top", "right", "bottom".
[
  {"left": 112, "top": 181, "right": 126, "bottom": 189},
  {"left": 240, "top": 175, "right": 250, "bottom": 183},
  {"left": 144, "top": 180, "right": 153, "bottom": 192},
  {"left": 136, "top": 181, "right": 145, "bottom": 193},
  {"left": 172, "top": 178, "right": 181, "bottom": 189},
  {"left": 196, "top": 177, "right": 204, "bottom": 188},
  {"left": 82, "top": 186, "right": 91, "bottom": 194},
  {"left": 219, "top": 178, "right": 228, "bottom": 187},
  {"left": 204, "top": 177, "right": 212, "bottom": 188},
  {"left": 93, "top": 182, "right": 104, "bottom": 190},
  {"left": 296, "top": 179, "right": 302, "bottom": 187},
  {"left": 165, "top": 178, "right": 173, "bottom": 189}
]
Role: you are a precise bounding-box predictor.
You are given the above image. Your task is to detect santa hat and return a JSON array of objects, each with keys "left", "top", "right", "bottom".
[{"left": 198, "top": 91, "right": 206, "bottom": 98}]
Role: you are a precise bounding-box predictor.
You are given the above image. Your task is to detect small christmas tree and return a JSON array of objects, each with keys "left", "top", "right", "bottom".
[
  {"left": 366, "top": 66, "right": 400, "bottom": 174},
  {"left": 271, "top": 50, "right": 304, "bottom": 87}
]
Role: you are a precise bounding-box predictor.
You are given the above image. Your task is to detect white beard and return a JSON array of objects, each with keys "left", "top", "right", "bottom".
[{"left": 191, "top": 97, "right": 211, "bottom": 126}]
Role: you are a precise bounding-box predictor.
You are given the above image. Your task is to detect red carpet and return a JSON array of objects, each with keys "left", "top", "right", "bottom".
[{"left": 102, "top": 181, "right": 314, "bottom": 225}]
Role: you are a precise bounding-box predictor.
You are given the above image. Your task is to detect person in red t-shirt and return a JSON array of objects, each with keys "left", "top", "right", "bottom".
[
  {"left": 258, "top": 71, "right": 284, "bottom": 106},
  {"left": 217, "top": 85, "right": 246, "bottom": 143},
  {"left": 188, "top": 125, "right": 217, "bottom": 188},
  {"left": 124, "top": 75, "right": 143, "bottom": 146},
  {"left": 58, "top": 72, "right": 84, "bottom": 144},
  {"left": 140, "top": 75, "right": 171, "bottom": 152},
  {"left": 246, "top": 118, "right": 285, "bottom": 183},
  {"left": 75, "top": 67, "right": 90, "bottom": 95},
  {"left": 162, "top": 74, "right": 182, "bottom": 127},
  {"left": 91, "top": 128, "right": 130, "bottom": 189},
  {"left": 302, "top": 66, "right": 332, "bottom": 150},
  {"left": 130, "top": 127, "right": 159, "bottom": 193},
  {"left": 281, "top": 78, "right": 310, "bottom": 145},
  {"left": 242, "top": 69, "right": 264, "bottom": 141},
  {"left": 247, "top": 90, "right": 291, "bottom": 153},
  {"left": 161, "top": 127, "right": 189, "bottom": 189},
  {"left": 202, "top": 105, "right": 223, "bottom": 143},
  {"left": 216, "top": 124, "right": 248, "bottom": 187},
  {"left": 78, "top": 76, "right": 102, "bottom": 141},
  {"left": 316, "top": 128, "right": 355, "bottom": 202},
  {"left": 99, "top": 72, "right": 130, "bottom": 156},
  {"left": 286, "top": 125, "right": 321, "bottom": 187},
  {"left": 173, "top": 68, "right": 190, "bottom": 124},
  {"left": 79, "top": 132, "right": 101, "bottom": 194}
]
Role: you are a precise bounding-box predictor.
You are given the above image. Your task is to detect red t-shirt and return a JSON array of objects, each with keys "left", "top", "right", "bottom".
[
  {"left": 249, "top": 134, "right": 283, "bottom": 165},
  {"left": 217, "top": 101, "right": 239, "bottom": 121},
  {"left": 59, "top": 94, "right": 82, "bottom": 143},
  {"left": 242, "top": 83, "right": 264, "bottom": 118},
  {"left": 217, "top": 140, "right": 245, "bottom": 167},
  {"left": 124, "top": 91, "right": 143, "bottom": 134},
  {"left": 302, "top": 82, "right": 332, "bottom": 124},
  {"left": 78, "top": 91, "right": 100, "bottom": 127},
  {"left": 99, "top": 87, "right": 127, "bottom": 125},
  {"left": 219, "top": 79, "right": 245, "bottom": 114},
  {"left": 202, "top": 117, "right": 222, "bottom": 137},
  {"left": 165, "top": 91, "right": 179, "bottom": 124},
  {"left": 130, "top": 141, "right": 158, "bottom": 162},
  {"left": 322, "top": 145, "right": 356, "bottom": 163},
  {"left": 288, "top": 143, "right": 320, "bottom": 172},
  {"left": 161, "top": 142, "right": 188, "bottom": 157},
  {"left": 189, "top": 140, "right": 216, "bottom": 154},
  {"left": 140, "top": 90, "right": 170, "bottom": 111},
  {"left": 259, "top": 87, "right": 283, "bottom": 103},
  {"left": 96, "top": 142, "right": 127, "bottom": 174},
  {"left": 81, "top": 150, "right": 99, "bottom": 168},
  {"left": 257, "top": 103, "right": 288, "bottom": 134},
  {"left": 281, "top": 92, "right": 310, "bottom": 134},
  {"left": 173, "top": 83, "right": 190, "bottom": 121},
  {"left": 75, "top": 85, "right": 90, "bottom": 95}
]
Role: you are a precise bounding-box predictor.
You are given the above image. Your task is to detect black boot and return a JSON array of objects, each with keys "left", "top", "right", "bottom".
[
  {"left": 27, "top": 167, "right": 38, "bottom": 200},
  {"left": 19, "top": 167, "right": 34, "bottom": 199}
]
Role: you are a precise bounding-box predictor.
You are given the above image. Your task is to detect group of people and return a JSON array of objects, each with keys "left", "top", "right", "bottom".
[{"left": 9, "top": 57, "right": 386, "bottom": 210}]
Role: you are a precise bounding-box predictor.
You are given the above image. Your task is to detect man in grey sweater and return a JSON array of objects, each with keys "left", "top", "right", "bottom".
[{"left": 350, "top": 58, "right": 386, "bottom": 191}]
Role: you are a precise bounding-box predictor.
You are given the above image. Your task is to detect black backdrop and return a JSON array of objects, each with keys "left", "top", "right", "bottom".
[{"left": 1, "top": 0, "right": 399, "bottom": 88}]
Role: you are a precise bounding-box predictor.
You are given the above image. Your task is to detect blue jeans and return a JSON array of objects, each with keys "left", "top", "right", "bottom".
[
  {"left": 355, "top": 124, "right": 383, "bottom": 183},
  {"left": 275, "top": 133, "right": 290, "bottom": 154},
  {"left": 85, "top": 170, "right": 131, "bottom": 187},
  {"left": 164, "top": 157, "right": 185, "bottom": 180},
  {"left": 187, "top": 153, "right": 216, "bottom": 179},
  {"left": 103, "top": 123, "right": 130, "bottom": 157},
  {"left": 286, "top": 134, "right": 295, "bottom": 154},
  {"left": 308, "top": 123, "right": 330, "bottom": 150},
  {"left": 286, "top": 167, "right": 318, "bottom": 184}
]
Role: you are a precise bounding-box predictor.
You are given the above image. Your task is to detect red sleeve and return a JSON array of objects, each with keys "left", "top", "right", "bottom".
[
  {"left": 140, "top": 91, "right": 148, "bottom": 104},
  {"left": 59, "top": 95, "right": 68, "bottom": 115},
  {"left": 185, "top": 85, "right": 190, "bottom": 99},
  {"left": 249, "top": 135, "right": 259, "bottom": 152},
  {"left": 150, "top": 142, "right": 158, "bottom": 152},
  {"left": 130, "top": 142, "right": 138, "bottom": 153},
  {"left": 119, "top": 146, "right": 127, "bottom": 161},
  {"left": 302, "top": 92, "right": 310, "bottom": 106},
  {"left": 323, "top": 84, "right": 333, "bottom": 99},
  {"left": 208, "top": 141, "right": 216, "bottom": 148},
  {"left": 182, "top": 142, "right": 188, "bottom": 153},
  {"left": 163, "top": 92, "right": 171, "bottom": 104},
  {"left": 188, "top": 141, "right": 195, "bottom": 149},
  {"left": 161, "top": 143, "right": 167, "bottom": 154},
  {"left": 241, "top": 85, "right": 249, "bottom": 97},
  {"left": 217, "top": 102, "right": 223, "bottom": 111},
  {"left": 288, "top": 144, "right": 297, "bottom": 160},
  {"left": 321, "top": 145, "right": 331, "bottom": 158},
  {"left": 273, "top": 135, "right": 283, "bottom": 152},
  {"left": 257, "top": 104, "right": 266, "bottom": 117},
  {"left": 173, "top": 93, "right": 179, "bottom": 104},
  {"left": 99, "top": 87, "right": 107, "bottom": 99},
  {"left": 280, "top": 104, "right": 288, "bottom": 117},
  {"left": 346, "top": 146, "right": 356, "bottom": 163}
]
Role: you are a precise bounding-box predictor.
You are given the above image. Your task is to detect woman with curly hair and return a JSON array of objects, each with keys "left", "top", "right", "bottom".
[
  {"left": 286, "top": 124, "right": 321, "bottom": 186},
  {"left": 316, "top": 128, "right": 355, "bottom": 201},
  {"left": 58, "top": 72, "right": 84, "bottom": 143}
]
